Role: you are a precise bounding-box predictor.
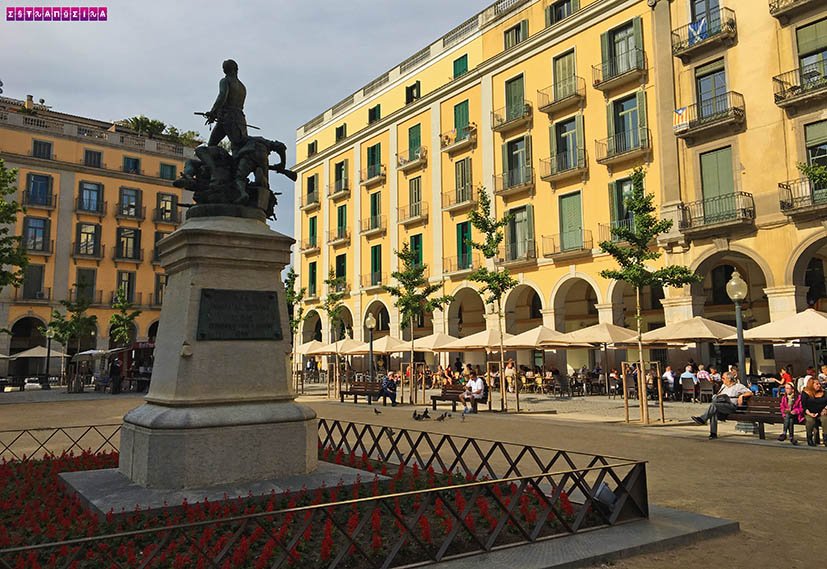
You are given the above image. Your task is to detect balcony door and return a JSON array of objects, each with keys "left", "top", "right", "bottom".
[
  {"left": 613, "top": 96, "right": 639, "bottom": 152},
  {"left": 454, "top": 100, "right": 470, "bottom": 139},
  {"left": 22, "top": 265, "right": 44, "bottom": 300},
  {"left": 504, "top": 136, "right": 530, "bottom": 187},
  {"left": 559, "top": 192, "right": 583, "bottom": 251},
  {"left": 457, "top": 221, "right": 472, "bottom": 269},
  {"left": 797, "top": 18, "right": 827, "bottom": 84},
  {"left": 369, "top": 192, "right": 381, "bottom": 229},
  {"left": 691, "top": 0, "right": 721, "bottom": 38},
  {"left": 700, "top": 146, "right": 735, "bottom": 224},
  {"left": 553, "top": 50, "right": 576, "bottom": 101},
  {"left": 805, "top": 120, "right": 827, "bottom": 204},
  {"left": 505, "top": 75, "right": 525, "bottom": 122},
  {"left": 507, "top": 205, "right": 534, "bottom": 260},
  {"left": 407, "top": 124, "right": 421, "bottom": 161},
  {"left": 554, "top": 117, "right": 578, "bottom": 171},
  {"left": 367, "top": 143, "right": 381, "bottom": 178},
  {"left": 696, "top": 59, "right": 727, "bottom": 121},
  {"left": 409, "top": 177, "right": 422, "bottom": 218},
  {"left": 611, "top": 24, "right": 635, "bottom": 76},
  {"left": 335, "top": 254, "right": 346, "bottom": 289},
  {"left": 609, "top": 178, "right": 634, "bottom": 237}
]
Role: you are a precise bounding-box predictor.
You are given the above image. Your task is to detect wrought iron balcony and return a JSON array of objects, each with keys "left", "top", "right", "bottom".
[
  {"left": 540, "top": 149, "right": 587, "bottom": 183},
  {"left": 300, "top": 190, "right": 321, "bottom": 210},
  {"left": 671, "top": 8, "right": 737, "bottom": 62},
  {"left": 543, "top": 230, "right": 593, "bottom": 260},
  {"left": 152, "top": 248, "right": 162, "bottom": 264},
  {"left": 361, "top": 272, "right": 386, "bottom": 290},
  {"left": 115, "top": 203, "right": 146, "bottom": 221},
  {"left": 492, "top": 102, "right": 532, "bottom": 133},
  {"left": 22, "top": 191, "right": 56, "bottom": 210},
  {"left": 443, "top": 252, "right": 482, "bottom": 275},
  {"left": 149, "top": 292, "right": 164, "bottom": 307},
  {"left": 332, "top": 280, "right": 350, "bottom": 295},
  {"left": 770, "top": 0, "right": 821, "bottom": 21},
  {"left": 360, "top": 215, "right": 386, "bottom": 236},
  {"left": 73, "top": 242, "right": 104, "bottom": 260},
  {"left": 359, "top": 164, "right": 386, "bottom": 187},
  {"left": 22, "top": 239, "right": 53, "bottom": 256},
  {"left": 112, "top": 247, "right": 144, "bottom": 263},
  {"left": 779, "top": 178, "right": 827, "bottom": 219},
  {"left": 442, "top": 185, "right": 478, "bottom": 212},
  {"left": 497, "top": 239, "right": 537, "bottom": 266},
  {"left": 300, "top": 237, "right": 320, "bottom": 254},
  {"left": 327, "top": 179, "right": 350, "bottom": 200},
  {"left": 69, "top": 288, "right": 103, "bottom": 305},
  {"left": 74, "top": 197, "right": 107, "bottom": 216},
  {"left": 592, "top": 48, "right": 647, "bottom": 91},
  {"left": 398, "top": 201, "right": 429, "bottom": 226},
  {"left": 14, "top": 287, "right": 51, "bottom": 302},
  {"left": 396, "top": 147, "right": 427, "bottom": 172},
  {"left": 440, "top": 124, "right": 477, "bottom": 154},
  {"left": 678, "top": 191, "right": 755, "bottom": 237},
  {"left": 595, "top": 128, "right": 652, "bottom": 165},
  {"left": 494, "top": 166, "right": 534, "bottom": 197},
  {"left": 773, "top": 64, "right": 827, "bottom": 110},
  {"left": 327, "top": 227, "right": 351, "bottom": 246},
  {"left": 673, "top": 91, "right": 745, "bottom": 142},
  {"left": 598, "top": 218, "right": 635, "bottom": 243},
  {"left": 152, "top": 207, "right": 181, "bottom": 224},
  {"left": 109, "top": 291, "right": 142, "bottom": 306},
  {"left": 537, "top": 76, "right": 586, "bottom": 115}
]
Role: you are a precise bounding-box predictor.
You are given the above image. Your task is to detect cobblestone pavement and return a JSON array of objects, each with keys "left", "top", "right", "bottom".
[{"left": 0, "top": 388, "right": 815, "bottom": 568}]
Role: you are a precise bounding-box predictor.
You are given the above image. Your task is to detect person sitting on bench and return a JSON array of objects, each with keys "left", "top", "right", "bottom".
[
  {"left": 379, "top": 373, "right": 398, "bottom": 407},
  {"left": 691, "top": 372, "right": 752, "bottom": 439},
  {"left": 460, "top": 370, "right": 484, "bottom": 414}
]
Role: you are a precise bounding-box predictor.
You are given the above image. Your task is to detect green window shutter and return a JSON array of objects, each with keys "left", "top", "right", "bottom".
[
  {"left": 454, "top": 160, "right": 463, "bottom": 191},
  {"left": 797, "top": 19, "right": 827, "bottom": 56},
  {"left": 600, "top": 31, "right": 610, "bottom": 68},
  {"left": 574, "top": 114, "right": 585, "bottom": 162},
  {"left": 545, "top": 5, "right": 552, "bottom": 27},
  {"left": 806, "top": 120, "right": 827, "bottom": 145},
  {"left": 519, "top": 19, "right": 529, "bottom": 41},
  {"left": 456, "top": 222, "right": 463, "bottom": 257},
  {"left": 524, "top": 135, "right": 533, "bottom": 175},
  {"left": 502, "top": 142, "right": 509, "bottom": 176},
  {"left": 453, "top": 55, "right": 468, "bottom": 78},
  {"left": 454, "top": 100, "right": 469, "bottom": 130},
  {"left": 606, "top": 100, "right": 615, "bottom": 142},
  {"left": 504, "top": 208, "right": 513, "bottom": 250},
  {"left": 700, "top": 147, "right": 734, "bottom": 199},
  {"left": 525, "top": 204, "right": 535, "bottom": 251},
  {"left": 343, "top": 159, "right": 349, "bottom": 184},
  {"left": 408, "top": 124, "right": 421, "bottom": 153},
  {"left": 309, "top": 217, "right": 317, "bottom": 242},
  {"left": 572, "top": 0, "right": 580, "bottom": 11},
  {"left": 465, "top": 157, "right": 473, "bottom": 187},
  {"left": 608, "top": 182, "right": 618, "bottom": 222},
  {"left": 632, "top": 16, "right": 643, "bottom": 51},
  {"left": 549, "top": 124, "right": 558, "bottom": 161},
  {"left": 636, "top": 91, "right": 648, "bottom": 146}
]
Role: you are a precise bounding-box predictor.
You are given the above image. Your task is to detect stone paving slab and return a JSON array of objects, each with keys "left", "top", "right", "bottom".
[{"left": 432, "top": 506, "right": 738, "bottom": 569}]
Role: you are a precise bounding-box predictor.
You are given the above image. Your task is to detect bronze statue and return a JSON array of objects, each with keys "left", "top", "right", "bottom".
[{"left": 205, "top": 59, "right": 248, "bottom": 155}]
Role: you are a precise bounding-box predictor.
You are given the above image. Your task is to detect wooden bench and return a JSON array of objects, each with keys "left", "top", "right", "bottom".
[
  {"left": 726, "top": 396, "right": 783, "bottom": 440},
  {"left": 339, "top": 381, "right": 387, "bottom": 405},
  {"left": 431, "top": 386, "right": 489, "bottom": 413}
]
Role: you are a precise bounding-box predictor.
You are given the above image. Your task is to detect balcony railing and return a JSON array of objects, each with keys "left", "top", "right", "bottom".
[
  {"left": 537, "top": 76, "right": 586, "bottom": 114},
  {"left": 398, "top": 202, "right": 429, "bottom": 225},
  {"left": 14, "top": 287, "right": 51, "bottom": 302},
  {"left": 332, "top": 280, "right": 350, "bottom": 295},
  {"left": 152, "top": 248, "right": 161, "bottom": 264},
  {"left": 22, "top": 191, "right": 56, "bottom": 209},
  {"left": 69, "top": 288, "right": 104, "bottom": 305},
  {"left": 300, "top": 237, "right": 320, "bottom": 253},
  {"left": 360, "top": 215, "right": 386, "bottom": 235},
  {"left": 674, "top": 91, "right": 745, "bottom": 140},
  {"left": 497, "top": 239, "right": 537, "bottom": 265},
  {"left": 779, "top": 177, "right": 827, "bottom": 217},
  {"left": 491, "top": 102, "right": 532, "bottom": 132},
  {"left": 443, "top": 252, "right": 482, "bottom": 275},
  {"left": 361, "top": 272, "right": 387, "bottom": 289},
  {"left": 327, "top": 227, "right": 351, "bottom": 245},
  {"left": 678, "top": 191, "right": 755, "bottom": 235},
  {"left": 74, "top": 197, "right": 107, "bottom": 216},
  {"left": 543, "top": 230, "right": 593, "bottom": 258},
  {"left": 440, "top": 124, "right": 477, "bottom": 154},
  {"left": 442, "top": 185, "right": 478, "bottom": 211},
  {"left": 598, "top": 218, "right": 635, "bottom": 243},
  {"left": 595, "top": 128, "right": 652, "bottom": 165},
  {"left": 494, "top": 166, "right": 534, "bottom": 196},
  {"left": 22, "top": 239, "right": 53, "bottom": 255},
  {"left": 112, "top": 247, "right": 144, "bottom": 263},
  {"left": 152, "top": 207, "right": 181, "bottom": 224},
  {"left": 396, "top": 147, "right": 427, "bottom": 171},
  {"left": 327, "top": 179, "right": 350, "bottom": 199},
  {"left": 300, "top": 191, "right": 320, "bottom": 210},
  {"left": 72, "top": 242, "right": 105, "bottom": 260},
  {"left": 773, "top": 64, "right": 827, "bottom": 108},
  {"left": 359, "top": 164, "right": 387, "bottom": 187},
  {"left": 109, "top": 291, "right": 143, "bottom": 306},
  {"left": 592, "top": 48, "right": 647, "bottom": 91},
  {"left": 115, "top": 203, "right": 146, "bottom": 221},
  {"left": 770, "top": 0, "right": 821, "bottom": 20},
  {"left": 149, "top": 292, "right": 163, "bottom": 307},
  {"left": 671, "top": 8, "right": 737, "bottom": 61},
  {"left": 539, "top": 148, "right": 587, "bottom": 182}
]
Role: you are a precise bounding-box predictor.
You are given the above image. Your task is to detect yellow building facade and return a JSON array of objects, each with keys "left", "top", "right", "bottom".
[
  {"left": 0, "top": 95, "right": 193, "bottom": 374},
  {"left": 294, "top": 0, "right": 827, "bottom": 374}
]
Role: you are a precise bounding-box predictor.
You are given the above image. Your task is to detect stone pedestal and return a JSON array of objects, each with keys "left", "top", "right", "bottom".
[{"left": 118, "top": 210, "right": 317, "bottom": 489}]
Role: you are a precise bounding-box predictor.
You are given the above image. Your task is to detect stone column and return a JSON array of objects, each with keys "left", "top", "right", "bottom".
[
  {"left": 764, "top": 286, "right": 808, "bottom": 321},
  {"left": 660, "top": 295, "right": 703, "bottom": 325},
  {"left": 594, "top": 303, "right": 618, "bottom": 325},
  {"left": 429, "top": 101, "right": 444, "bottom": 278}
]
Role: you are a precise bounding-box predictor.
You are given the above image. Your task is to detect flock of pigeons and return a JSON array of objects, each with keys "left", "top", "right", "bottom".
[{"left": 373, "top": 407, "right": 466, "bottom": 422}]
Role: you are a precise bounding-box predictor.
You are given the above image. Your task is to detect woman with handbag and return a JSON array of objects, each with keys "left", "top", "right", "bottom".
[{"left": 800, "top": 377, "right": 827, "bottom": 447}]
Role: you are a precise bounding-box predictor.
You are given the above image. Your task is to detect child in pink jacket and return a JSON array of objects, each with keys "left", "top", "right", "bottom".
[{"left": 778, "top": 382, "right": 803, "bottom": 445}]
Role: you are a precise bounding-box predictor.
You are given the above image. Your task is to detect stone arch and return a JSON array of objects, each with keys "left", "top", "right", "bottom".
[
  {"left": 302, "top": 309, "right": 323, "bottom": 343},
  {"left": 147, "top": 320, "right": 160, "bottom": 341},
  {"left": 607, "top": 281, "right": 666, "bottom": 328},
  {"left": 363, "top": 300, "right": 391, "bottom": 339},
  {"left": 786, "top": 230, "right": 827, "bottom": 309},
  {"left": 549, "top": 272, "right": 605, "bottom": 312},
  {"left": 550, "top": 275, "right": 602, "bottom": 332},
  {"left": 504, "top": 283, "right": 544, "bottom": 334},
  {"left": 690, "top": 245, "right": 775, "bottom": 290},
  {"left": 446, "top": 287, "right": 486, "bottom": 338},
  {"left": 9, "top": 316, "right": 47, "bottom": 377}
]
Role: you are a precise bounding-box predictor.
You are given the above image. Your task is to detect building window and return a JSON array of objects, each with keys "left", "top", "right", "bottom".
[
  {"left": 367, "top": 143, "right": 382, "bottom": 178},
  {"left": 307, "top": 140, "right": 318, "bottom": 157},
  {"left": 123, "top": 156, "right": 141, "bottom": 174},
  {"left": 552, "top": 115, "right": 580, "bottom": 171},
  {"left": 76, "top": 223, "right": 101, "bottom": 256},
  {"left": 308, "top": 216, "right": 318, "bottom": 247},
  {"left": 119, "top": 187, "right": 142, "bottom": 217},
  {"left": 456, "top": 221, "right": 472, "bottom": 269},
  {"left": 797, "top": 18, "right": 827, "bottom": 73},
  {"left": 695, "top": 59, "right": 727, "bottom": 120},
  {"left": 157, "top": 193, "right": 176, "bottom": 222},
  {"left": 502, "top": 135, "right": 531, "bottom": 187},
  {"left": 153, "top": 231, "right": 168, "bottom": 261},
  {"left": 453, "top": 55, "right": 469, "bottom": 79},
  {"left": 609, "top": 177, "right": 635, "bottom": 230},
  {"left": 405, "top": 81, "right": 421, "bottom": 104},
  {"left": 76, "top": 268, "right": 97, "bottom": 304},
  {"left": 454, "top": 100, "right": 470, "bottom": 139},
  {"left": 504, "top": 75, "right": 525, "bottom": 121},
  {"left": 84, "top": 149, "right": 102, "bottom": 168},
  {"left": 559, "top": 192, "right": 582, "bottom": 251},
  {"left": 159, "top": 163, "right": 177, "bottom": 180},
  {"left": 609, "top": 93, "right": 647, "bottom": 152},
  {"left": 407, "top": 124, "right": 421, "bottom": 159},
  {"left": 308, "top": 262, "right": 317, "bottom": 296},
  {"left": 600, "top": 18, "right": 643, "bottom": 79},
  {"left": 700, "top": 146, "right": 734, "bottom": 202},
  {"left": 506, "top": 204, "right": 536, "bottom": 259},
  {"left": 334, "top": 160, "right": 348, "bottom": 192},
  {"left": 369, "top": 192, "right": 381, "bottom": 229},
  {"left": 410, "top": 234, "right": 423, "bottom": 267},
  {"left": 806, "top": 257, "right": 827, "bottom": 307},
  {"left": 32, "top": 140, "right": 52, "bottom": 159},
  {"left": 335, "top": 124, "right": 347, "bottom": 142},
  {"left": 335, "top": 254, "right": 347, "bottom": 282},
  {"left": 154, "top": 273, "right": 167, "bottom": 307},
  {"left": 336, "top": 204, "right": 347, "bottom": 238},
  {"left": 116, "top": 227, "right": 141, "bottom": 260},
  {"left": 408, "top": 177, "right": 422, "bottom": 218},
  {"left": 78, "top": 182, "right": 103, "bottom": 213},
  {"left": 546, "top": 0, "right": 578, "bottom": 27},
  {"left": 22, "top": 265, "right": 45, "bottom": 300},
  {"left": 455, "top": 157, "right": 473, "bottom": 201},
  {"left": 368, "top": 104, "right": 381, "bottom": 124},
  {"left": 805, "top": 120, "right": 827, "bottom": 168},
  {"left": 117, "top": 271, "right": 136, "bottom": 303},
  {"left": 26, "top": 174, "right": 52, "bottom": 206},
  {"left": 553, "top": 50, "right": 577, "bottom": 100},
  {"left": 504, "top": 20, "right": 528, "bottom": 50},
  {"left": 370, "top": 245, "right": 382, "bottom": 285},
  {"left": 23, "top": 217, "right": 49, "bottom": 252}
]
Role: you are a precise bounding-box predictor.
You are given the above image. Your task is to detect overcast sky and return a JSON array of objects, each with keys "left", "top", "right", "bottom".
[{"left": 1, "top": 0, "right": 493, "bottom": 242}]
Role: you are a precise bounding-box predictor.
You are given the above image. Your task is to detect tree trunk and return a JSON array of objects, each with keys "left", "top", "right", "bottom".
[
  {"left": 497, "top": 299, "right": 507, "bottom": 412},
  {"left": 621, "top": 361, "right": 629, "bottom": 423},
  {"left": 636, "top": 287, "right": 648, "bottom": 424}
]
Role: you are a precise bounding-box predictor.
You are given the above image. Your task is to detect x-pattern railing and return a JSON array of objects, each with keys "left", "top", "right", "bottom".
[
  {"left": 0, "top": 423, "right": 121, "bottom": 461},
  {"left": 0, "top": 419, "right": 648, "bottom": 568}
]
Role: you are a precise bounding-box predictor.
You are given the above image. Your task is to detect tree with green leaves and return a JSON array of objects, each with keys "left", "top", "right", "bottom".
[
  {"left": 109, "top": 289, "right": 142, "bottom": 347},
  {"left": 284, "top": 267, "right": 306, "bottom": 384},
  {"left": 46, "top": 293, "right": 98, "bottom": 385},
  {"left": 598, "top": 168, "right": 701, "bottom": 424},
  {"left": 121, "top": 115, "right": 166, "bottom": 138},
  {"left": 0, "top": 159, "right": 29, "bottom": 292},
  {"left": 384, "top": 243, "right": 452, "bottom": 405},
  {"left": 320, "top": 270, "right": 347, "bottom": 398},
  {"left": 467, "top": 190, "right": 519, "bottom": 412},
  {"left": 162, "top": 126, "right": 204, "bottom": 147}
]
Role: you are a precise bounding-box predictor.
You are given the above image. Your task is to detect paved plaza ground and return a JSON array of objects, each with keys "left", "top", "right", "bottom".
[{"left": 0, "top": 388, "right": 816, "bottom": 568}]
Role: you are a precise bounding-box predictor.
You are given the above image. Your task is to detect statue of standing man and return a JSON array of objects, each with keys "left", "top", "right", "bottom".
[{"left": 205, "top": 59, "right": 248, "bottom": 155}]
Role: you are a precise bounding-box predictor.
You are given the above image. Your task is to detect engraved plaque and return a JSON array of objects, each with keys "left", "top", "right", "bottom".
[{"left": 196, "top": 289, "right": 282, "bottom": 341}]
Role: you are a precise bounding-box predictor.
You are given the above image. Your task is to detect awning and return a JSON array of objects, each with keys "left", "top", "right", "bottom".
[
  {"left": 548, "top": 323, "right": 638, "bottom": 346},
  {"left": 726, "top": 308, "right": 827, "bottom": 343},
  {"left": 503, "top": 326, "right": 574, "bottom": 349},
  {"left": 11, "top": 346, "right": 70, "bottom": 359}
]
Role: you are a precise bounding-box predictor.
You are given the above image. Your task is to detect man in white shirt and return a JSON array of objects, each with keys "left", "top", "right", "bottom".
[
  {"left": 662, "top": 366, "right": 676, "bottom": 400},
  {"left": 691, "top": 372, "right": 752, "bottom": 439},
  {"left": 460, "top": 371, "right": 484, "bottom": 414}
]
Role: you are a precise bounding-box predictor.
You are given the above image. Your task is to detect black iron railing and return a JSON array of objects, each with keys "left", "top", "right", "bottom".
[
  {"left": 360, "top": 164, "right": 387, "bottom": 184},
  {"left": 442, "top": 185, "right": 477, "bottom": 209},
  {"left": 443, "top": 252, "right": 481, "bottom": 273},
  {"left": 74, "top": 197, "right": 107, "bottom": 215},
  {"left": 498, "top": 239, "right": 537, "bottom": 264},
  {"left": 674, "top": 91, "right": 745, "bottom": 134},
  {"left": 537, "top": 76, "right": 586, "bottom": 112},
  {"left": 494, "top": 167, "right": 534, "bottom": 193},
  {"left": 22, "top": 191, "right": 55, "bottom": 209},
  {"left": 492, "top": 102, "right": 532, "bottom": 130},
  {"left": 398, "top": 201, "right": 429, "bottom": 223},
  {"left": 301, "top": 237, "right": 319, "bottom": 251},
  {"left": 328, "top": 178, "right": 350, "bottom": 197},
  {"left": 396, "top": 147, "right": 427, "bottom": 168},
  {"left": 592, "top": 48, "right": 646, "bottom": 88},
  {"left": 301, "top": 191, "right": 320, "bottom": 208},
  {"left": 327, "top": 228, "right": 351, "bottom": 243},
  {"left": 671, "top": 8, "right": 737, "bottom": 56},
  {"left": 72, "top": 241, "right": 104, "bottom": 259},
  {"left": 360, "top": 215, "right": 386, "bottom": 234},
  {"left": 115, "top": 202, "right": 146, "bottom": 220},
  {"left": 152, "top": 207, "right": 180, "bottom": 224},
  {"left": 440, "top": 124, "right": 477, "bottom": 150},
  {"left": 679, "top": 191, "right": 755, "bottom": 231},
  {"left": 69, "top": 288, "right": 104, "bottom": 305},
  {"left": 543, "top": 230, "right": 592, "bottom": 256},
  {"left": 779, "top": 178, "right": 827, "bottom": 213},
  {"left": 773, "top": 63, "right": 827, "bottom": 104},
  {"left": 361, "top": 272, "right": 386, "bottom": 288},
  {"left": 599, "top": 218, "right": 635, "bottom": 243},
  {"left": 540, "top": 149, "right": 587, "bottom": 179},
  {"left": 596, "top": 128, "right": 651, "bottom": 163},
  {"left": 13, "top": 287, "right": 51, "bottom": 302}
]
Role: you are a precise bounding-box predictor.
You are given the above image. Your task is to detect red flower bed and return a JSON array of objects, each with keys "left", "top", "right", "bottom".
[{"left": 0, "top": 447, "right": 593, "bottom": 568}]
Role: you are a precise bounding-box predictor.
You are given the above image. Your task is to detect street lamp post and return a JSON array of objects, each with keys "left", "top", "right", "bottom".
[
  {"left": 43, "top": 328, "right": 54, "bottom": 390},
  {"left": 366, "top": 313, "right": 376, "bottom": 383},
  {"left": 726, "top": 270, "right": 748, "bottom": 385}
]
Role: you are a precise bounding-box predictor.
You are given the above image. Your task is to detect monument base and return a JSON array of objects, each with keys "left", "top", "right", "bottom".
[{"left": 119, "top": 401, "right": 318, "bottom": 488}]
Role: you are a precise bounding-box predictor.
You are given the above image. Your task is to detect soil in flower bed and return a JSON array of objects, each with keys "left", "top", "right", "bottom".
[{"left": 0, "top": 446, "right": 598, "bottom": 568}]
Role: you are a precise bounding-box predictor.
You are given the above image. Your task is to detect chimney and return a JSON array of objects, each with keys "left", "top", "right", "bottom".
[{"left": 24, "top": 95, "right": 33, "bottom": 110}]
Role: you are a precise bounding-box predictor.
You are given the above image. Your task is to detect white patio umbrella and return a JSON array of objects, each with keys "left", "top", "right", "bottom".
[
  {"left": 305, "top": 338, "right": 364, "bottom": 356},
  {"left": 341, "top": 335, "right": 407, "bottom": 355},
  {"left": 435, "top": 329, "right": 514, "bottom": 352},
  {"left": 11, "top": 346, "right": 70, "bottom": 359},
  {"left": 296, "top": 340, "right": 325, "bottom": 356},
  {"left": 504, "top": 326, "right": 573, "bottom": 349},
  {"left": 553, "top": 323, "right": 638, "bottom": 345},
  {"left": 640, "top": 316, "right": 736, "bottom": 344},
  {"left": 411, "top": 332, "right": 458, "bottom": 352},
  {"left": 71, "top": 349, "right": 109, "bottom": 363},
  {"left": 729, "top": 309, "right": 827, "bottom": 343}
]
